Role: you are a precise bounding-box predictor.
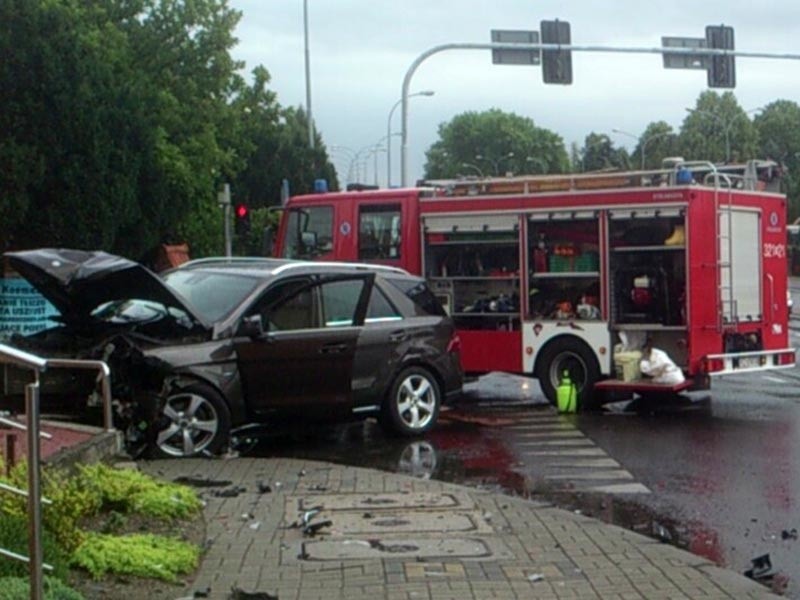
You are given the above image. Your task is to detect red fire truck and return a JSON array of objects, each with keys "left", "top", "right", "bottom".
[{"left": 272, "top": 160, "right": 796, "bottom": 407}]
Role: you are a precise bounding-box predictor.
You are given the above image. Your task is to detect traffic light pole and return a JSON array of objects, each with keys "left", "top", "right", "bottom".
[
  {"left": 218, "top": 183, "right": 232, "bottom": 257},
  {"left": 399, "top": 42, "right": 800, "bottom": 187}
]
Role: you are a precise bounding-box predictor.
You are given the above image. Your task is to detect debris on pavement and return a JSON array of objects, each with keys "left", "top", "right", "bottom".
[
  {"left": 781, "top": 528, "right": 798, "bottom": 540},
  {"left": 744, "top": 554, "right": 774, "bottom": 581},
  {"left": 257, "top": 481, "right": 272, "bottom": 494},
  {"left": 229, "top": 587, "right": 278, "bottom": 599},
  {"left": 173, "top": 476, "right": 233, "bottom": 488},
  {"left": 302, "top": 519, "right": 332, "bottom": 536},
  {"left": 527, "top": 573, "right": 544, "bottom": 582},
  {"left": 213, "top": 485, "right": 247, "bottom": 498},
  {"left": 652, "top": 521, "right": 673, "bottom": 543}
]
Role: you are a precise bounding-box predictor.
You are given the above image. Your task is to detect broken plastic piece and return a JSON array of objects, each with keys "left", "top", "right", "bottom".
[{"left": 744, "top": 554, "right": 773, "bottom": 580}]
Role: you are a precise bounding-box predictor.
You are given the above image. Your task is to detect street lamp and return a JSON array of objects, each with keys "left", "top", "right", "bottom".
[
  {"left": 303, "top": 0, "right": 314, "bottom": 149},
  {"left": 524, "top": 156, "right": 548, "bottom": 174},
  {"left": 387, "top": 90, "right": 434, "bottom": 187},
  {"left": 461, "top": 162, "right": 484, "bottom": 177},
  {"left": 475, "top": 152, "right": 515, "bottom": 175},
  {"left": 329, "top": 145, "right": 357, "bottom": 185},
  {"left": 684, "top": 106, "right": 763, "bottom": 163},
  {"left": 611, "top": 128, "right": 671, "bottom": 170}
]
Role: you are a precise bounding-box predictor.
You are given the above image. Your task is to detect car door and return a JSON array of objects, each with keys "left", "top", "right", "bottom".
[
  {"left": 234, "top": 274, "right": 373, "bottom": 419},
  {"left": 350, "top": 281, "right": 407, "bottom": 408}
]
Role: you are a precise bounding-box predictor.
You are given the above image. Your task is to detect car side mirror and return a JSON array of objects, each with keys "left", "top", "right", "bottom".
[{"left": 241, "top": 314, "right": 265, "bottom": 339}]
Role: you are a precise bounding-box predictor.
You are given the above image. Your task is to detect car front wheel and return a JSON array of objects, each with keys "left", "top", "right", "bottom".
[
  {"left": 380, "top": 366, "right": 441, "bottom": 437},
  {"left": 153, "top": 383, "right": 231, "bottom": 458}
]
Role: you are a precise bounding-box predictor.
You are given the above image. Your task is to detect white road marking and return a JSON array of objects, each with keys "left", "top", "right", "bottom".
[
  {"left": 546, "top": 458, "right": 621, "bottom": 468},
  {"left": 587, "top": 483, "right": 651, "bottom": 494},
  {"left": 517, "top": 439, "right": 596, "bottom": 447},
  {"left": 523, "top": 448, "right": 607, "bottom": 457},
  {"left": 763, "top": 375, "right": 788, "bottom": 383},
  {"left": 545, "top": 470, "right": 634, "bottom": 481}
]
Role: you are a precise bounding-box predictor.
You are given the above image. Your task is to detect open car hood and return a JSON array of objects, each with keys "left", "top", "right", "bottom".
[{"left": 5, "top": 248, "right": 207, "bottom": 327}]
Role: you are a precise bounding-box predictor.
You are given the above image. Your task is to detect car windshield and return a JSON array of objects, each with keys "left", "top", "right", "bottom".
[
  {"left": 162, "top": 270, "right": 260, "bottom": 322},
  {"left": 91, "top": 299, "right": 194, "bottom": 329}
]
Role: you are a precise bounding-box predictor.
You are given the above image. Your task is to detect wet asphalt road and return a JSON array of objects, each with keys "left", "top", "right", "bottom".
[{"left": 252, "top": 327, "right": 800, "bottom": 597}]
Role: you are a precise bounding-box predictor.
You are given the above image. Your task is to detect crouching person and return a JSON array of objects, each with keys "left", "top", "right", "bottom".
[{"left": 640, "top": 338, "right": 685, "bottom": 385}]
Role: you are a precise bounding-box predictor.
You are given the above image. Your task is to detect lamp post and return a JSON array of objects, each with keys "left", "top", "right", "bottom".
[
  {"left": 524, "top": 156, "right": 548, "bottom": 174},
  {"left": 330, "top": 145, "right": 357, "bottom": 185},
  {"left": 475, "top": 152, "right": 515, "bottom": 175},
  {"left": 611, "top": 128, "right": 671, "bottom": 170},
  {"left": 387, "top": 90, "right": 434, "bottom": 187},
  {"left": 685, "top": 106, "right": 763, "bottom": 163},
  {"left": 369, "top": 145, "right": 387, "bottom": 186},
  {"left": 461, "top": 162, "right": 484, "bottom": 177},
  {"left": 303, "top": 0, "right": 314, "bottom": 149}
]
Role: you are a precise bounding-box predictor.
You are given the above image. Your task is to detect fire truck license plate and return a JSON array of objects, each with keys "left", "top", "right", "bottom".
[{"left": 737, "top": 357, "right": 761, "bottom": 369}]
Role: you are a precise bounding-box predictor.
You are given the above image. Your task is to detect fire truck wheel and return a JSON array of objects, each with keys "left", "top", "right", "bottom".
[
  {"left": 536, "top": 338, "right": 600, "bottom": 409},
  {"left": 379, "top": 366, "right": 441, "bottom": 437}
]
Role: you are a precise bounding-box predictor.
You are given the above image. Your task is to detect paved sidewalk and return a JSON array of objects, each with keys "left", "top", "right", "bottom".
[{"left": 140, "top": 457, "right": 776, "bottom": 600}]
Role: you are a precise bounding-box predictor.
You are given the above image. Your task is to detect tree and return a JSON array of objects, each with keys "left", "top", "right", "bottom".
[
  {"left": 423, "top": 109, "right": 569, "bottom": 179},
  {"left": 630, "top": 121, "right": 679, "bottom": 170},
  {"left": 579, "top": 133, "right": 629, "bottom": 172},
  {"left": 754, "top": 100, "right": 800, "bottom": 220},
  {"left": 679, "top": 91, "right": 758, "bottom": 163},
  {"left": 0, "top": 0, "right": 247, "bottom": 258}
]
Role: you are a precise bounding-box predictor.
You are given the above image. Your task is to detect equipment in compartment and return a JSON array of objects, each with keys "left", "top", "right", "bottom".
[{"left": 614, "top": 267, "right": 670, "bottom": 324}]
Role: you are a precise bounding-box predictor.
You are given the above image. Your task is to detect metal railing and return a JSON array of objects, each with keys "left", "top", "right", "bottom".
[{"left": 0, "top": 343, "right": 112, "bottom": 600}]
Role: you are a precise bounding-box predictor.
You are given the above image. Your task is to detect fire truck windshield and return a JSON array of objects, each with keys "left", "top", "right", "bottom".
[{"left": 282, "top": 206, "right": 334, "bottom": 259}]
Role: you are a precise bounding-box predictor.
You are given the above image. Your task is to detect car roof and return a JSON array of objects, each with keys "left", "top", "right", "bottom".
[{"left": 173, "top": 257, "right": 414, "bottom": 280}]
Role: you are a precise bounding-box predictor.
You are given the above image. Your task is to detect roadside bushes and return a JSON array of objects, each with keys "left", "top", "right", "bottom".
[
  {"left": 0, "top": 576, "right": 84, "bottom": 600},
  {"left": 0, "top": 458, "right": 203, "bottom": 588}
]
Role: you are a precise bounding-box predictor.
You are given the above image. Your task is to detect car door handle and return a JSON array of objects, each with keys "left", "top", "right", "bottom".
[
  {"left": 389, "top": 331, "right": 407, "bottom": 342},
  {"left": 320, "top": 343, "right": 348, "bottom": 354}
]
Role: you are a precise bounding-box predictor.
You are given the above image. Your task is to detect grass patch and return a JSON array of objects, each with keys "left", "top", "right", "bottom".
[
  {"left": 0, "top": 576, "right": 85, "bottom": 600},
  {"left": 0, "top": 458, "right": 203, "bottom": 590},
  {"left": 71, "top": 532, "right": 200, "bottom": 582}
]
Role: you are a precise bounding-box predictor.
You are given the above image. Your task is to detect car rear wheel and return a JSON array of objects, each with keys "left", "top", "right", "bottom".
[
  {"left": 379, "top": 366, "right": 441, "bottom": 436},
  {"left": 153, "top": 383, "right": 231, "bottom": 458}
]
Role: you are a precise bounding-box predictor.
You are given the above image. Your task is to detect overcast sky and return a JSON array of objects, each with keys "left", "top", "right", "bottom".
[{"left": 229, "top": 1, "right": 800, "bottom": 186}]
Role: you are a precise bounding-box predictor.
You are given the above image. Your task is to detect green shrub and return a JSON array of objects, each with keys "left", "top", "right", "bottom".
[
  {"left": 71, "top": 533, "right": 200, "bottom": 582},
  {"left": 77, "top": 464, "right": 202, "bottom": 520},
  {"left": 0, "top": 462, "right": 98, "bottom": 554},
  {"left": 0, "top": 576, "right": 85, "bottom": 600},
  {"left": 0, "top": 513, "right": 70, "bottom": 580}
]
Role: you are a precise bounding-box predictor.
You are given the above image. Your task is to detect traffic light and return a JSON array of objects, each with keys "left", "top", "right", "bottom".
[
  {"left": 706, "top": 25, "right": 735, "bottom": 88},
  {"left": 234, "top": 203, "right": 251, "bottom": 236},
  {"left": 541, "top": 19, "right": 572, "bottom": 85}
]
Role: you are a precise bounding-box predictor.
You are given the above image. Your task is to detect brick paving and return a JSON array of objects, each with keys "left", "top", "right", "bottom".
[{"left": 139, "top": 457, "right": 777, "bottom": 600}]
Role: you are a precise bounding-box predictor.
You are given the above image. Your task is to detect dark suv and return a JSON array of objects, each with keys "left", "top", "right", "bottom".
[{"left": 4, "top": 250, "right": 462, "bottom": 458}]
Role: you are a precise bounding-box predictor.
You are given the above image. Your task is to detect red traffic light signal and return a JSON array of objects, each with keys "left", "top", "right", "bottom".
[{"left": 235, "top": 203, "right": 251, "bottom": 235}]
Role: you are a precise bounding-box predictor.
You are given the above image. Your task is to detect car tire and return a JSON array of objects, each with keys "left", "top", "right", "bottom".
[
  {"left": 536, "top": 337, "right": 600, "bottom": 410},
  {"left": 379, "top": 366, "right": 441, "bottom": 437},
  {"left": 152, "top": 382, "right": 231, "bottom": 458}
]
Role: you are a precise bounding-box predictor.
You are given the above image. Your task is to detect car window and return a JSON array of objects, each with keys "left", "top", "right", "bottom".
[
  {"left": 163, "top": 270, "right": 259, "bottom": 322},
  {"left": 252, "top": 277, "right": 367, "bottom": 331},
  {"left": 359, "top": 204, "right": 401, "bottom": 260},
  {"left": 386, "top": 277, "right": 446, "bottom": 317},
  {"left": 365, "top": 286, "right": 402, "bottom": 323},
  {"left": 321, "top": 279, "right": 366, "bottom": 327},
  {"left": 282, "top": 206, "right": 334, "bottom": 259}
]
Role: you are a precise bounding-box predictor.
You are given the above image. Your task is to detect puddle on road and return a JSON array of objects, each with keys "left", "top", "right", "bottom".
[{"left": 250, "top": 409, "right": 790, "bottom": 596}]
